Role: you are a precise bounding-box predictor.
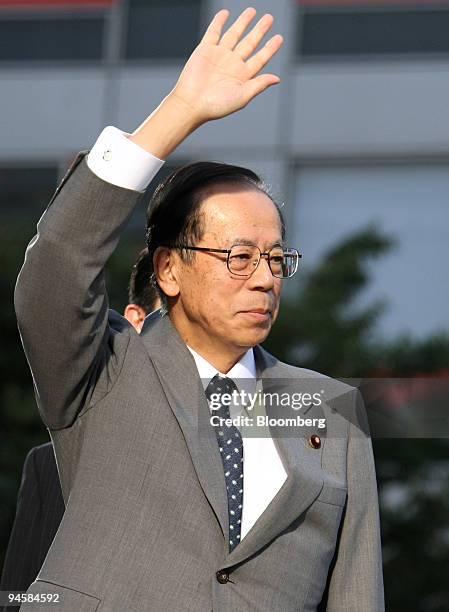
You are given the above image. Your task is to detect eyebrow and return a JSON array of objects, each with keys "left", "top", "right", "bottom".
[{"left": 229, "top": 238, "right": 285, "bottom": 250}]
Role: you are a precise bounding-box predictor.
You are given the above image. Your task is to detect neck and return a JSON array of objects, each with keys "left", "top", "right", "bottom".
[
  {"left": 189, "top": 344, "right": 247, "bottom": 374},
  {"left": 168, "top": 312, "right": 248, "bottom": 374}
]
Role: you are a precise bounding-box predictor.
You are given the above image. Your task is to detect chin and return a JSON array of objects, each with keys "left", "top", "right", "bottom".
[{"left": 233, "top": 328, "right": 271, "bottom": 349}]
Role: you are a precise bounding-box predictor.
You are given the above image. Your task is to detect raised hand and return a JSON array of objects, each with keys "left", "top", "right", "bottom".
[
  {"left": 130, "top": 8, "right": 283, "bottom": 159},
  {"left": 171, "top": 7, "right": 283, "bottom": 123}
]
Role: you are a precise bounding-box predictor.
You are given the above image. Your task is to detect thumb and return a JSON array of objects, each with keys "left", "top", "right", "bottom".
[{"left": 242, "top": 74, "right": 281, "bottom": 106}]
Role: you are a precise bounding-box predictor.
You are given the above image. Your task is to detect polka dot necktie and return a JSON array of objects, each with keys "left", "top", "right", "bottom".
[{"left": 205, "top": 374, "right": 244, "bottom": 552}]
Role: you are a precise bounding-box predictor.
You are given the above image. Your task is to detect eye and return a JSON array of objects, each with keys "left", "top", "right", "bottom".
[
  {"left": 229, "top": 247, "right": 254, "bottom": 260},
  {"left": 232, "top": 253, "right": 251, "bottom": 261}
]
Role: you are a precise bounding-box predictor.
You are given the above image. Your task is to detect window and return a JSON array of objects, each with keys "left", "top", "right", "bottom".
[
  {"left": 125, "top": 0, "right": 202, "bottom": 60},
  {"left": 0, "top": 12, "right": 106, "bottom": 62},
  {"left": 297, "top": 3, "right": 449, "bottom": 59},
  {"left": 0, "top": 0, "right": 203, "bottom": 63},
  {"left": 293, "top": 164, "right": 449, "bottom": 338}
]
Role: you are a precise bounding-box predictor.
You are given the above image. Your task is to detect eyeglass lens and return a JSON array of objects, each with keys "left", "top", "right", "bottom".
[{"left": 228, "top": 245, "right": 298, "bottom": 278}]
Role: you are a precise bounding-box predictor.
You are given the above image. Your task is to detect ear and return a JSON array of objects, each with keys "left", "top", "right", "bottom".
[
  {"left": 153, "top": 247, "right": 180, "bottom": 299},
  {"left": 124, "top": 304, "right": 147, "bottom": 333}
]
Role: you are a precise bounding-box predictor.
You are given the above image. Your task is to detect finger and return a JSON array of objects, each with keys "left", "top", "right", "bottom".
[
  {"left": 242, "top": 74, "right": 281, "bottom": 106},
  {"left": 235, "top": 13, "right": 275, "bottom": 61},
  {"left": 245, "top": 34, "right": 284, "bottom": 77},
  {"left": 201, "top": 9, "right": 230, "bottom": 45},
  {"left": 219, "top": 7, "right": 257, "bottom": 50}
]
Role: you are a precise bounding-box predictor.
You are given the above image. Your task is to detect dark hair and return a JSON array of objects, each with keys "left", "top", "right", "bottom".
[
  {"left": 145, "top": 161, "right": 285, "bottom": 307},
  {"left": 128, "top": 248, "right": 160, "bottom": 314}
]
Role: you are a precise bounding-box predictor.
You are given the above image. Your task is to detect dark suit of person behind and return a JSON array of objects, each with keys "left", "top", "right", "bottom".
[
  {"left": 0, "top": 444, "right": 64, "bottom": 610},
  {"left": 13, "top": 8, "right": 383, "bottom": 611}
]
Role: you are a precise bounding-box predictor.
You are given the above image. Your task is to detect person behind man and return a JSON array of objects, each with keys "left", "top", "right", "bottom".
[
  {"left": 14, "top": 8, "right": 383, "bottom": 611},
  {"left": 124, "top": 247, "right": 161, "bottom": 332},
  {"left": 1, "top": 248, "right": 158, "bottom": 608}
]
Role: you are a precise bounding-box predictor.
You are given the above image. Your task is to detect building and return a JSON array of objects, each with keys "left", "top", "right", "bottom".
[{"left": 1, "top": 0, "right": 448, "bottom": 339}]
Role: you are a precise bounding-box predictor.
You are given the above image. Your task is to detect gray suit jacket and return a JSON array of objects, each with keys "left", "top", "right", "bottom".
[{"left": 14, "top": 153, "right": 384, "bottom": 611}]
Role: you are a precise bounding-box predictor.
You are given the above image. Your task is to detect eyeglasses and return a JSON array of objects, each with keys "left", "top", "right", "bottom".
[{"left": 173, "top": 244, "right": 301, "bottom": 279}]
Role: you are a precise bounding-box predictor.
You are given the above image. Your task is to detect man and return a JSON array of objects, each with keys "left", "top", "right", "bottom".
[
  {"left": 14, "top": 8, "right": 383, "bottom": 611},
  {"left": 1, "top": 249, "right": 158, "bottom": 606}
]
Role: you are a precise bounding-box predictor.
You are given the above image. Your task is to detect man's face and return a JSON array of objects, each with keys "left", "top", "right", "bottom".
[{"left": 171, "top": 183, "right": 283, "bottom": 358}]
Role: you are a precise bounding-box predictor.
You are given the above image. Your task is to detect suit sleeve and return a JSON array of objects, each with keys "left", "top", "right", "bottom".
[
  {"left": 324, "top": 390, "right": 385, "bottom": 612},
  {"left": 14, "top": 154, "right": 144, "bottom": 430}
]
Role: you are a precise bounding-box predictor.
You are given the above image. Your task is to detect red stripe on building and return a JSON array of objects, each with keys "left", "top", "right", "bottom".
[
  {"left": 298, "top": 0, "right": 449, "bottom": 6},
  {"left": 0, "top": 0, "right": 116, "bottom": 8}
]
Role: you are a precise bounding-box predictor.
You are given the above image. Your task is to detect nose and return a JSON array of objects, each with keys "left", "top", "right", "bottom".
[{"left": 247, "top": 254, "right": 275, "bottom": 290}]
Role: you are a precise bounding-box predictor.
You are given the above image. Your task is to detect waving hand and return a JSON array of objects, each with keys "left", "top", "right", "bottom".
[
  {"left": 130, "top": 8, "right": 283, "bottom": 158},
  {"left": 172, "top": 8, "right": 283, "bottom": 122}
]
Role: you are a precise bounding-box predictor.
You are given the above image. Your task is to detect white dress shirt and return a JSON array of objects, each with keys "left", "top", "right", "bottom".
[
  {"left": 187, "top": 346, "right": 287, "bottom": 540},
  {"left": 87, "top": 127, "right": 288, "bottom": 540}
]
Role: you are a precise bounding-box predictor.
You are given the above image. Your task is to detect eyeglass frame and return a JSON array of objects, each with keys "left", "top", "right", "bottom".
[{"left": 171, "top": 244, "right": 302, "bottom": 279}]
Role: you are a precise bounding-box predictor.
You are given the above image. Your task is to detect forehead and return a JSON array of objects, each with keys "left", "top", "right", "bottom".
[{"left": 199, "top": 183, "right": 283, "bottom": 245}]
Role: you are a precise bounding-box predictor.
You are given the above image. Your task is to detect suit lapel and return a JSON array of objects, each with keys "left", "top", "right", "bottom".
[{"left": 140, "top": 312, "right": 229, "bottom": 542}]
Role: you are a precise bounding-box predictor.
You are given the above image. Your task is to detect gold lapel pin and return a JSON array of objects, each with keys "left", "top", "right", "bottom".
[{"left": 309, "top": 434, "right": 321, "bottom": 449}]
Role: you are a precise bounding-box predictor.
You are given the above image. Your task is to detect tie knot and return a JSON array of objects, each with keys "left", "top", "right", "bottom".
[
  {"left": 205, "top": 374, "right": 238, "bottom": 398},
  {"left": 205, "top": 374, "right": 240, "bottom": 418}
]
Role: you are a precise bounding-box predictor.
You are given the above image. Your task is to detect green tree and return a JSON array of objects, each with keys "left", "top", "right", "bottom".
[{"left": 264, "top": 225, "right": 449, "bottom": 612}]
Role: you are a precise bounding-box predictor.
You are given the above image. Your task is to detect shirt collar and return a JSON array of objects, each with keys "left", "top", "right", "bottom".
[{"left": 187, "top": 345, "right": 256, "bottom": 390}]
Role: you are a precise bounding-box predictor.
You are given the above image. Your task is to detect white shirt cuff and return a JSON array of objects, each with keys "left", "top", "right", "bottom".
[{"left": 87, "top": 126, "right": 165, "bottom": 192}]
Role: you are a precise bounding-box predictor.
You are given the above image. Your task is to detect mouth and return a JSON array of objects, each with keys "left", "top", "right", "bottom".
[{"left": 239, "top": 308, "right": 272, "bottom": 322}]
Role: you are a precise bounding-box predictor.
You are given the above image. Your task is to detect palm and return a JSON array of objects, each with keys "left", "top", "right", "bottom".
[
  {"left": 172, "top": 8, "right": 283, "bottom": 122},
  {"left": 177, "top": 43, "right": 250, "bottom": 117}
]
